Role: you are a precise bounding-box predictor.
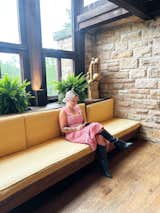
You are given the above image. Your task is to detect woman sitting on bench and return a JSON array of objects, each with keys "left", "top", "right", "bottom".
[{"left": 59, "top": 90, "right": 133, "bottom": 179}]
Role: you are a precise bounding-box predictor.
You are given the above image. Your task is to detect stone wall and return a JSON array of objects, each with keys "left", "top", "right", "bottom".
[{"left": 85, "top": 16, "right": 160, "bottom": 143}]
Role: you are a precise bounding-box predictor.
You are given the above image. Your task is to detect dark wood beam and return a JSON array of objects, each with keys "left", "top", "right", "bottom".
[
  {"left": 0, "top": 42, "right": 26, "bottom": 53},
  {"left": 147, "top": 0, "right": 160, "bottom": 17},
  {"left": 77, "top": 2, "right": 118, "bottom": 23},
  {"left": 72, "top": 0, "right": 85, "bottom": 75},
  {"left": 42, "top": 49, "right": 77, "bottom": 59},
  {"left": 78, "top": 8, "right": 131, "bottom": 31},
  {"left": 108, "top": 0, "right": 152, "bottom": 20}
]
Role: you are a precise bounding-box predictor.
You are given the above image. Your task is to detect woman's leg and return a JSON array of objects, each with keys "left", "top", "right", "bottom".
[
  {"left": 95, "top": 134, "right": 112, "bottom": 178},
  {"left": 98, "top": 128, "right": 133, "bottom": 150},
  {"left": 96, "top": 134, "right": 107, "bottom": 146}
]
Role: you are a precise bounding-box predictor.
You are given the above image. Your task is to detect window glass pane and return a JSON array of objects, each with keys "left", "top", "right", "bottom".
[
  {"left": 61, "top": 59, "right": 74, "bottom": 80},
  {"left": 40, "top": 0, "right": 72, "bottom": 51},
  {"left": 84, "top": 0, "right": 98, "bottom": 7},
  {"left": 45, "top": 57, "right": 58, "bottom": 96},
  {"left": 0, "top": 53, "right": 21, "bottom": 81},
  {"left": 0, "top": 0, "right": 20, "bottom": 43}
]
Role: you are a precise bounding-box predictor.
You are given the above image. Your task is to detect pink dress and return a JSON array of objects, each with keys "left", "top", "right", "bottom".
[{"left": 63, "top": 105, "right": 103, "bottom": 151}]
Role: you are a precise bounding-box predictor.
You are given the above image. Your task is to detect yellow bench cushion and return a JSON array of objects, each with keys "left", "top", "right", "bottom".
[
  {"left": 0, "top": 138, "right": 91, "bottom": 202},
  {"left": 86, "top": 99, "right": 114, "bottom": 122},
  {"left": 101, "top": 118, "right": 141, "bottom": 138},
  {"left": 25, "top": 109, "right": 61, "bottom": 147},
  {"left": 0, "top": 116, "right": 26, "bottom": 157}
]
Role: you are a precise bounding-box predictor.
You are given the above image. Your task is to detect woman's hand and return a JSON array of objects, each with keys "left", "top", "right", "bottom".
[{"left": 76, "top": 124, "right": 84, "bottom": 131}]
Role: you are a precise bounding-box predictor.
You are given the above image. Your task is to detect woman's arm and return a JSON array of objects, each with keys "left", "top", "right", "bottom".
[{"left": 59, "top": 109, "right": 84, "bottom": 134}]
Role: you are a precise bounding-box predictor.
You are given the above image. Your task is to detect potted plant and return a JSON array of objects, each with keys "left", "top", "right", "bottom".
[
  {"left": 0, "top": 75, "right": 32, "bottom": 115},
  {"left": 52, "top": 73, "right": 88, "bottom": 103}
]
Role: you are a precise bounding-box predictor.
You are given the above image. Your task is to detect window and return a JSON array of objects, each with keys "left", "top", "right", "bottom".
[
  {"left": 61, "top": 59, "right": 74, "bottom": 80},
  {"left": 45, "top": 57, "right": 74, "bottom": 96},
  {"left": 45, "top": 57, "right": 59, "bottom": 97},
  {"left": 0, "top": 1, "right": 27, "bottom": 84},
  {"left": 0, "top": 53, "right": 22, "bottom": 81},
  {"left": 0, "top": 0, "right": 20, "bottom": 44},
  {"left": 40, "top": 0, "right": 78, "bottom": 99},
  {"left": 0, "top": 0, "right": 82, "bottom": 103},
  {"left": 40, "top": 0, "right": 73, "bottom": 51}
]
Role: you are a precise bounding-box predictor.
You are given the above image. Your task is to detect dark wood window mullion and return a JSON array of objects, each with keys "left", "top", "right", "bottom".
[
  {"left": 42, "top": 49, "right": 76, "bottom": 60},
  {"left": 57, "top": 58, "right": 62, "bottom": 81},
  {"left": 72, "top": 0, "right": 85, "bottom": 75},
  {"left": 18, "top": 0, "right": 31, "bottom": 86}
]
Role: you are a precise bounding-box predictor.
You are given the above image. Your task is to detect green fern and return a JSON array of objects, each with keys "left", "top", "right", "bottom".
[
  {"left": 52, "top": 73, "right": 88, "bottom": 103},
  {"left": 0, "top": 75, "right": 32, "bottom": 115}
]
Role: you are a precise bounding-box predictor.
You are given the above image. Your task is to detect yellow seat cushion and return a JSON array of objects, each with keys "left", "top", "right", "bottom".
[
  {"left": 25, "top": 109, "right": 61, "bottom": 147},
  {"left": 0, "top": 137, "right": 91, "bottom": 202},
  {"left": 101, "top": 118, "right": 141, "bottom": 138},
  {"left": 0, "top": 116, "right": 26, "bottom": 157},
  {"left": 86, "top": 99, "right": 114, "bottom": 122}
]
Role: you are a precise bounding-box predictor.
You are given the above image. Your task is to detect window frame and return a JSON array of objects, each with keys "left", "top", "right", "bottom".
[
  {"left": 0, "top": 0, "right": 85, "bottom": 103},
  {"left": 41, "top": 0, "right": 84, "bottom": 101},
  {"left": 0, "top": 0, "right": 31, "bottom": 90}
]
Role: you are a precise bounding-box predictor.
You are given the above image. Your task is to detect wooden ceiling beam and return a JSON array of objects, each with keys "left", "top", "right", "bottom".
[
  {"left": 78, "top": 7, "right": 131, "bottom": 31},
  {"left": 77, "top": 2, "right": 118, "bottom": 23},
  {"left": 108, "top": 0, "right": 152, "bottom": 20}
]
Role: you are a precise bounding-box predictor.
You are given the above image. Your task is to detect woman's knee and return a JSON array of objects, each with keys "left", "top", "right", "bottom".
[{"left": 96, "top": 134, "right": 106, "bottom": 145}]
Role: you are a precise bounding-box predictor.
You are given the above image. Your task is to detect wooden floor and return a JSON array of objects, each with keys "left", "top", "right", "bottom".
[{"left": 11, "top": 139, "right": 160, "bottom": 213}]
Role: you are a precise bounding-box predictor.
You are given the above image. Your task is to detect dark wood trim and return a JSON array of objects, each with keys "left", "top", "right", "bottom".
[
  {"left": 108, "top": 0, "right": 152, "bottom": 20},
  {"left": 41, "top": 56, "right": 48, "bottom": 101},
  {"left": 79, "top": 7, "right": 130, "bottom": 31},
  {"left": 0, "top": 42, "right": 26, "bottom": 53},
  {"left": 18, "top": 0, "right": 32, "bottom": 88},
  {"left": 120, "top": 129, "right": 139, "bottom": 142},
  {"left": 72, "top": 0, "right": 85, "bottom": 75},
  {"left": 58, "top": 58, "right": 62, "bottom": 81},
  {"left": 76, "top": 31, "right": 85, "bottom": 75},
  {"left": 148, "top": 0, "right": 160, "bottom": 17},
  {"left": 77, "top": 2, "right": 118, "bottom": 23},
  {"left": 150, "top": 8, "right": 160, "bottom": 17},
  {"left": 24, "top": 0, "right": 44, "bottom": 89},
  {"left": 42, "top": 49, "right": 76, "bottom": 60}
]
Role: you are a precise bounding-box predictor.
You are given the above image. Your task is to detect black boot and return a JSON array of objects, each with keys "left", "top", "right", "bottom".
[
  {"left": 99, "top": 129, "right": 133, "bottom": 150},
  {"left": 96, "top": 144, "right": 112, "bottom": 178}
]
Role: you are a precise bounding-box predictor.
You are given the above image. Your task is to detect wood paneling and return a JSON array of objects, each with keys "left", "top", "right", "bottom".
[{"left": 108, "top": 0, "right": 151, "bottom": 19}]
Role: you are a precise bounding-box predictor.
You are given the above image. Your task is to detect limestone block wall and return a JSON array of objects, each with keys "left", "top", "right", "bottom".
[{"left": 85, "top": 17, "right": 160, "bottom": 143}]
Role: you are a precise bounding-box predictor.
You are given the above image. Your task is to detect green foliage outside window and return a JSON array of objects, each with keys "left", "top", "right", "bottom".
[
  {"left": 0, "top": 57, "right": 21, "bottom": 81},
  {"left": 52, "top": 73, "right": 88, "bottom": 103},
  {"left": 45, "top": 58, "right": 57, "bottom": 96}
]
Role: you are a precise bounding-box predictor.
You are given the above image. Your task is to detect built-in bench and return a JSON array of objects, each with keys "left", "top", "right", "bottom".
[{"left": 0, "top": 98, "right": 141, "bottom": 212}]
